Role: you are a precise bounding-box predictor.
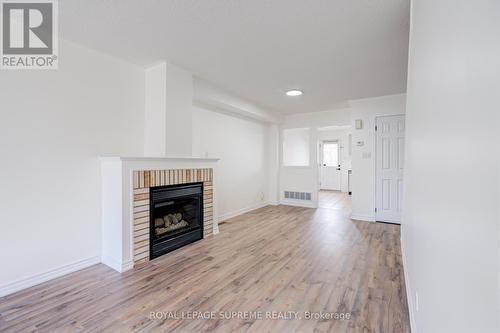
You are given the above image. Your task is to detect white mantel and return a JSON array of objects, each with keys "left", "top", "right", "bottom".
[
  {"left": 103, "top": 156, "right": 220, "bottom": 163},
  {"left": 100, "top": 156, "right": 219, "bottom": 272}
]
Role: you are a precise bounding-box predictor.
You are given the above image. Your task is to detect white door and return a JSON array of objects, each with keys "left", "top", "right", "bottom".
[
  {"left": 320, "top": 141, "right": 341, "bottom": 190},
  {"left": 376, "top": 115, "right": 405, "bottom": 223}
]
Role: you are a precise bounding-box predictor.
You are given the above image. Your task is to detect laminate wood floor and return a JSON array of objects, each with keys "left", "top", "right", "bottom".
[
  {"left": 318, "top": 190, "right": 352, "bottom": 211},
  {"left": 0, "top": 205, "right": 410, "bottom": 333}
]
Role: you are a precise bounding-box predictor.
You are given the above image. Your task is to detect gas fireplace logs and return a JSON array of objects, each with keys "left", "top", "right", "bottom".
[{"left": 154, "top": 213, "right": 189, "bottom": 237}]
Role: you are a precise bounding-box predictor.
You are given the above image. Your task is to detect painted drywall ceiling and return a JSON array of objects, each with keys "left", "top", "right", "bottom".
[{"left": 60, "top": 0, "right": 409, "bottom": 114}]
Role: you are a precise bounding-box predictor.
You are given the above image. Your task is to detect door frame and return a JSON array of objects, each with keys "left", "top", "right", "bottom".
[{"left": 374, "top": 114, "right": 405, "bottom": 224}]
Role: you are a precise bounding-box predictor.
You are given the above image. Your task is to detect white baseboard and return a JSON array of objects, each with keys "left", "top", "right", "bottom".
[
  {"left": 279, "top": 200, "right": 317, "bottom": 208},
  {"left": 101, "top": 254, "right": 133, "bottom": 273},
  {"left": 0, "top": 256, "right": 100, "bottom": 297},
  {"left": 219, "top": 201, "right": 269, "bottom": 222},
  {"left": 350, "top": 214, "right": 375, "bottom": 222},
  {"left": 101, "top": 254, "right": 121, "bottom": 272},
  {"left": 121, "top": 260, "right": 134, "bottom": 272},
  {"left": 101, "top": 254, "right": 134, "bottom": 273},
  {"left": 400, "top": 229, "right": 417, "bottom": 333}
]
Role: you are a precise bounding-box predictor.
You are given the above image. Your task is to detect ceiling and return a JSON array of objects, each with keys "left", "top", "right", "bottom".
[{"left": 60, "top": 0, "right": 410, "bottom": 115}]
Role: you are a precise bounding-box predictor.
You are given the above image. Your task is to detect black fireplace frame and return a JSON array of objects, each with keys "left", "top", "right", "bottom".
[{"left": 149, "top": 182, "right": 204, "bottom": 260}]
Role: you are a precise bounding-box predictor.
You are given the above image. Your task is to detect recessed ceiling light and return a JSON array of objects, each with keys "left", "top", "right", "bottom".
[{"left": 285, "top": 89, "right": 303, "bottom": 96}]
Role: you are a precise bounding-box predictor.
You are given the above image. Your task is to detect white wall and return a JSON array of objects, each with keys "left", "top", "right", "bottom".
[
  {"left": 283, "top": 128, "right": 311, "bottom": 166},
  {"left": 283, "top": 108, "right": 351, "bottom": 129},
  {"left": 349, "top": 94, "right": 406, "bottom": 221},
  {"left": 267, "top": 124, "right": 280, "bottom": 205},
  {"left": 144, "top": 62, "right": 193, "bottom": 157},
  {"left": 401, "top": 1, "right": 500, "bottom": 332},
  {"left": 279, "top": 109, "right": 351, "bottom": 207},
  {"left": 144, "top": 63, "right": 167, "bottom": 156},
  {"left": 165, "top": 63, "right": 193, "bottom": 156},
  {"left": 192, "top": 106, "right": 270, "bottom": 220},
  {"left": 0, "top": 40, "right": 144, "bottom": 293},
  {"left": 279, "top": 127, "right": 319, "bottom": 207}
]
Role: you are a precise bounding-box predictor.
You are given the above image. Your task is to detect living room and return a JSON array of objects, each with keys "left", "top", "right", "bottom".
[{"left": 0, "top": 1, "right": 499, "bottom": 333}]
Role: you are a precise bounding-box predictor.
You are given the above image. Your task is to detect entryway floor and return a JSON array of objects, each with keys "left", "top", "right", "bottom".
[{"left": 319, "top": 190, "right": 352, "bottom": 212}]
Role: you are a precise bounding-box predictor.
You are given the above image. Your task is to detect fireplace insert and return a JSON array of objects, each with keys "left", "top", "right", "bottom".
[{"left": 149, "top": 182, "right": 203, "bottom": 259}]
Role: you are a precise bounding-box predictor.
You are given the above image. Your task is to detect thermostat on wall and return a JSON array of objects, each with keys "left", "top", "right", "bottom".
[{"left": 355, "top": 119, "right": 363, "bottom": 129}]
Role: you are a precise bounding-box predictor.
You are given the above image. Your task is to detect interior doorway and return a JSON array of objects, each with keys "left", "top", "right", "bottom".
[{"left": 375, "top": 114, "right": 405, "bottom": 224}]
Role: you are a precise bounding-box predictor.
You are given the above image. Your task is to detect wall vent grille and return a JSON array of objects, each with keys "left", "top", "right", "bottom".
[{"left": 284, "top": 191, "right": 312, "bottom": 201}]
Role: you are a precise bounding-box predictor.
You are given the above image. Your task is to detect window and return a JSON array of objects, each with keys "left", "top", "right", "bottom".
[
  {"left": 282, "top": 128, "right": 310, "bottom": 166},
  {"left": 321, "top": 141, "right": 339, "bottom": 166}
]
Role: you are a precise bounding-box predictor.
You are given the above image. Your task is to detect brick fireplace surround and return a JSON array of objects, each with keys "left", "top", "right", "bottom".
[
  {"left": 100, "top": 157, "right": 219, "bottom": 272},
  {"left": 132, "top": 168, "right": 213, "bottom": 264}
]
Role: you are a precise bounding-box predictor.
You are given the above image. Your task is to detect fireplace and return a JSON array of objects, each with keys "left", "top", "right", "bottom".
[{"left": 150, "top": 182, "right": 203, "bottom": 259}]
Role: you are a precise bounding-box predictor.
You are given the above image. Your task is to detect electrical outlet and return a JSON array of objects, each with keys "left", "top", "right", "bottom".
[
  {"left": 415, "top": 292, "right": 419, "bottom": 312},
  {"left": 260, "top": 192, "right": 265, "bottom": 201}
]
